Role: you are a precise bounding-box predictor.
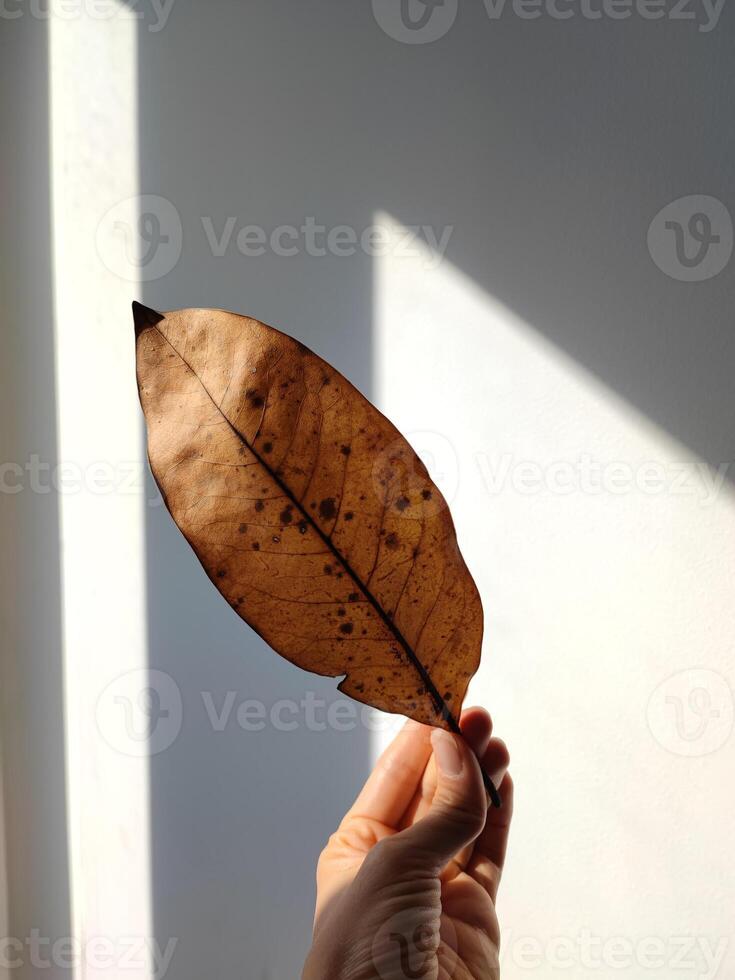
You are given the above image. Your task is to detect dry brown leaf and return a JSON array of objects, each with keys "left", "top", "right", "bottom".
[{"left": 134, "top": 302, "right": 496, "bottom": 802}]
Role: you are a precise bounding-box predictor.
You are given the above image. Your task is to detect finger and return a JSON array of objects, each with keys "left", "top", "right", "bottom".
[
  {"left": 468, "top": 741, "right": 513, "bottom": 902},
  {"left": 481, "top": 736, "right": 511, "bottom": 804},
  {"left": 389, "top": 729, "right": 487, "bottom": 870},
  {"left": 400, "top": 707, "right": 493, "bottom": 829},
  {"left": 461, "top": 706, "right": 494, "bottom": 748},
  {"left": 346, "top": 718, "right": 433, "bottom": 828}
]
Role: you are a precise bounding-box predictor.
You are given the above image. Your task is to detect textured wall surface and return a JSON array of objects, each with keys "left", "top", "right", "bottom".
[{"left": 1, "top": 2, "right": 733, "bottom": 979}]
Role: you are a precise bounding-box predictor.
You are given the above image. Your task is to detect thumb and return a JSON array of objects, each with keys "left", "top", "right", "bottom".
[{"left": 391, "top": 728, "right": 488, "bottom": 870}]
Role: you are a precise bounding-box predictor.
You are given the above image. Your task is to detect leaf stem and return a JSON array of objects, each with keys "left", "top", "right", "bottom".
[{"left": 445, "top": 711, "right": 502, "bottom": 808}]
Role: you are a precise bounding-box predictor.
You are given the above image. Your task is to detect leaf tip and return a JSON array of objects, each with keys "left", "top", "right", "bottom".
[{"left": 132, "top": 301, "right": 165, "bottom": 338}]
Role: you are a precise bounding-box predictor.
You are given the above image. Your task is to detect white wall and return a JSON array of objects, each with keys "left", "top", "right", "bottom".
[
  {"left": 2, "top": 3, "right": 734, "bottom": 980},
  {"left": 374, "top": 215, "right": 735, "bottom": 980}
]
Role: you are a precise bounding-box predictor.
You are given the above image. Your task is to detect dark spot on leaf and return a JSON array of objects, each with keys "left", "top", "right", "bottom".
[
  {"left": 377, "top": 676, "right": 384, "bottom": 684},
  {"left": 340, "top": 445, "right": 351, "bottom": 456},
  {"left": 252, "top": 542, "right": 260, "bottom": 551},
  {"left": 422, "top": 489, "right": 432, "bottom": 500},
  {"left": 255, "top": 500, "right": 265, "bottom": 512},
  {"left": 263, "top": 441, "right": 273, "bottom": 453},
  {"left": 323, "top": 564, "right": 332, "bottom": 575},
  {"left": 319, "top": 497, "right": 336, "bottom": 520},
  {"left": 280, "top": 506, "right": 293, "bottom": 524},
  {"left": 348, "top": 592, "right": 359, "bottom": 602},
  {"left": 395, "top": 495, "right": 410, "bottom": 512},
  {"left": 444, "top": 691, "right": 452, "bottom": 700},
  {"left": 337, "top": 608, "right": 346, "bottom": 616},
  {"left": 238, "top": 523, "right": 247, "bottom": 533},
  {"left": 345, "top": 511, "right": 354, "bottom": 521},
  {"left": 216, "top": 569, "right": 226, "bottom": 578},
  {"left": 340, "top": 622, "right": 353, "bottom": 635},
  {"left": 385, "top": 532, "right": 399, "bottom": 551},
  {"left": 298, "top": 521, "right": 308, "bottom": 534}
]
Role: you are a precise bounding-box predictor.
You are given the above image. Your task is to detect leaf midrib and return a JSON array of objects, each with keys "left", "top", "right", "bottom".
[{"left": 150, "top": 322, "right": 459, "bottom": 731}]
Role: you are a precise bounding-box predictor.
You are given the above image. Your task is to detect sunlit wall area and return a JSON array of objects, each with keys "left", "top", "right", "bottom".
[
  {"left": 373, "top": 212, "right": 735, "bottom": 980},
  {"left": 49, "top": 6, "right": 154, "bottom": 978}
]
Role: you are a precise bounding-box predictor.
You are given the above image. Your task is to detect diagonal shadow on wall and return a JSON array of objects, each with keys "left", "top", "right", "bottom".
[{"left": 132, "top": 2, "right": 735, "bottom": 978}]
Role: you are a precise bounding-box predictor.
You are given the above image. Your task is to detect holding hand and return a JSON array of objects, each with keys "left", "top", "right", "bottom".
[{"left": 303, "top": 707, "right": 512, "bottom": 980}]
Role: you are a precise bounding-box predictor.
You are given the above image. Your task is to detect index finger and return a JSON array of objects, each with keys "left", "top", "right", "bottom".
[
  {"left": 468, "top": 741, "right": 513, "bottom": 903},
  {"left": 345, "top": 719, "right": 433, "bottom": 829}
]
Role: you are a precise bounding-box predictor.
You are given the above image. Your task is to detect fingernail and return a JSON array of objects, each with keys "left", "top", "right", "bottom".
[{"left": 431, "top": 729, "right": 463, "bottom": 777}]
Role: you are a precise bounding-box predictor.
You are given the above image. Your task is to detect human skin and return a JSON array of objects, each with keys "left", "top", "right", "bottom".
[{"left": 303, "top": 707, "right": 512, "bottom": 980}]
